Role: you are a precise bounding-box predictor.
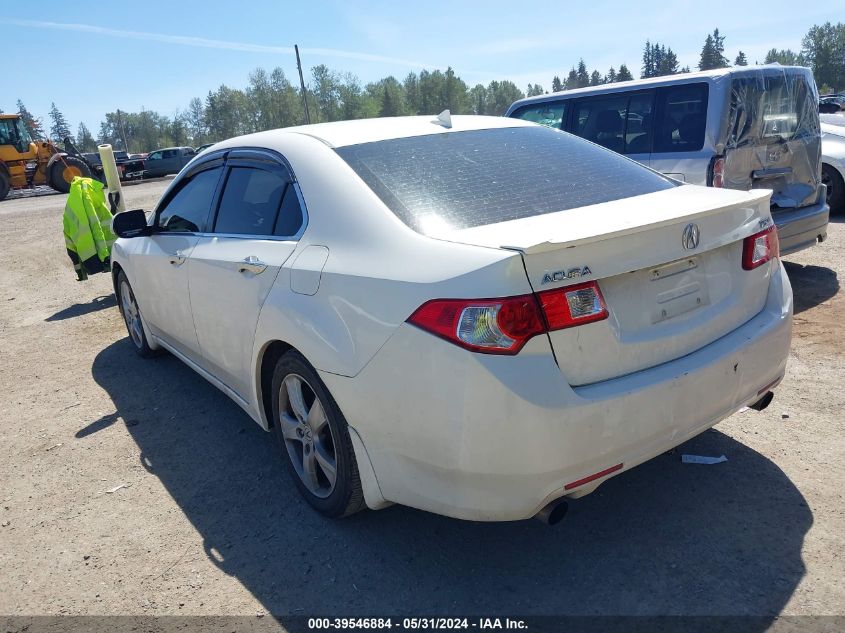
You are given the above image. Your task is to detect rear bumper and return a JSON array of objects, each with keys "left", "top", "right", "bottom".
[
  {"left": 323, "top": 263, "right": 793, "bottom": 522},
  {"left": 773, "top": 189, "right": 829, "bottom": 255}
]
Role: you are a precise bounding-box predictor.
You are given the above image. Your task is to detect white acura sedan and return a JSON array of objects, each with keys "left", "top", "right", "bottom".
[{"left": 111, "top": 115, "right": 792, "bottom": 524}]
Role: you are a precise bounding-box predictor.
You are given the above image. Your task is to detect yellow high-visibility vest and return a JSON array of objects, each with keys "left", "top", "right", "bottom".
[{"left": 63, "top": 177, "right": 116, "bottom": 280}]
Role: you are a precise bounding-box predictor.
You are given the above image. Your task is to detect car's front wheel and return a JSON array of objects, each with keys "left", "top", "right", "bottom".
[
  {"left": 271, "top": 351, "right": 365, "bottom": 518},
  {"left": 116, "top": 271, "right": 158, "bottom": 358}
]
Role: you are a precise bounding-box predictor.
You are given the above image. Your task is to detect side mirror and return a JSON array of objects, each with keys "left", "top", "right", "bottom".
[{"left": 112, "top": 209, "right": 151, "bottom": 238}]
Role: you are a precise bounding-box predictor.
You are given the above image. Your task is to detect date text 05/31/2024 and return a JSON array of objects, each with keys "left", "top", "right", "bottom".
[{"left": 308, "top": 618, "right": 528, "bottom": 630}]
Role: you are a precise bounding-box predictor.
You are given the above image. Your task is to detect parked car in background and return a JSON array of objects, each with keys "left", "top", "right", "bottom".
[
  {"left": 81, "top": 150, "right": 145, "bottom": 182},
  {"left": 819, "top": 98, "right": 843, "bottom": 114},
  {"left": 821, "top": 117, "right": 845, "bottom": 212},
  {"left": 506, "top": 65, "right": 829, "bottom": 255},
  {"left": 110, "top": 116, "right": 791, "bottom": 523},
  {"left": 143, "top": 146, "right": 196, "bottom": 178},
  {"left": 196, "top": 142, "right": 216, "bottom": 153}
]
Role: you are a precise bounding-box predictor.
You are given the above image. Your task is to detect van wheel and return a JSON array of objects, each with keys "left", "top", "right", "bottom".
[
  {"left": 271, "top": 351, "right": 365, "bottom": 518},
  {"left": 822, "top": 163, "right": 844, "bottom": 214}
]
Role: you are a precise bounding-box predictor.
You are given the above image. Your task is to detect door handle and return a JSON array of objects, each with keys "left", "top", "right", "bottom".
[
  {"left": 168, "top": 250, "right": 187, "bottom": 266},
  {"left": 238, "top": 255, "right": 268, "bottom": 275}
]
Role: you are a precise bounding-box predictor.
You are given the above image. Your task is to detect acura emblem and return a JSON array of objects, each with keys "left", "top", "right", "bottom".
[{"left": 682, "top": 223, "right": 700, "bottom": 250}]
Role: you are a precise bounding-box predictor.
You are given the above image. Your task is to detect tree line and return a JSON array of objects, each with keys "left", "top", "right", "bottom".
[{"left": 5, "top": 22, "right": 843, "bottom": 155}]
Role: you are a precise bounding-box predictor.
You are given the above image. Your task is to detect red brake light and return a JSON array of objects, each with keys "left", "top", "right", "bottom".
[
  {"left": 407, "top": 281, "right": 609, "bottom": 354},
  {"left": 407, "top": 295, "right": 545, "bottom": 355},
  {"left": 742, "top": 225, "right": 779, "bottom": 270},
  {"left": 537, "top": 280, "right": 608, "bottom": 330},
  {"left": 710, "top": 156, "right": 725, "bottom": 188}
]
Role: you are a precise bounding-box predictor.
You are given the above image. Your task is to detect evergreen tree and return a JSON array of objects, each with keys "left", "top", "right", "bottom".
[
  {"left": 551, "top": 76, "right": 563, "bottom": 92},
  {"left": 564, "top": 67, "right": 578, "bottom": 90},
  {"left": 48, "top": 102, "right": 72, "bottom": 141},
  {"left": 576, "top": 59, "right": 590, "bottom": 88},
  {"left": 469, "top": 84, "right": 487, "bottom": 115},
  {"left": 589, "top": 70, "right": 602, "bottom": 86},
  {"left": 17, "top": 100, "right": 44, "bottom": 139},
  {"left": 698, "top": 29, "right": 729, "bottom": 70},
  {"left": 75, "top": 122, "right": 97, "bottom": 152},
  {"left": 734, "top": 51, "right": 748, "bottom": 66},
  {"left": 605, "top": 67, "right": 617, "bottom": 83},
  {"left": 802, "top": 22, "right": 845, "bottom": 91},
  {"left": 764, "top": 48, "right": 804, "bottom": 65},
  {"left": 617, "top": 65, "right": 634, "bottom": 81},
  {"left": 526, "top": 83, "right": 545, "bottom": 97}
]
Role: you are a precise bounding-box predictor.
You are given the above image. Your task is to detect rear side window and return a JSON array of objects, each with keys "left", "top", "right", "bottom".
[
  {"left": 214, "top": 167, "right": 288, "bottom": 236},
  {"left": 570, "top": 92, "right": 655, "bottom": 155},
  {"left": 510, "top": 102, "right": 567, "bottom": 130},
  {"left": 157, "top": 166, "right": 222, "bottom": 233},
  {"left": 653, "top": 83, "right": 709, "bottom": 153},
  {"left": 336, "top": 126, "right": 675, "bottom": 234}
]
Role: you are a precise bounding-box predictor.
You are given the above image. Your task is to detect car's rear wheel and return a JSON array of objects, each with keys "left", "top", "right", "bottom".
[
  {"left": 271, "top": 351, "right": 365, "bottom": 518},
  {"left": 822, "top": 163, "right": 844, "bottom": 214},
  {"left": 116, "top": 271, "right": 157, "bottom": 358}
]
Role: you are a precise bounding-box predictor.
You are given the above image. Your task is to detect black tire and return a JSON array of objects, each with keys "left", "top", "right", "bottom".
[
  {"left": 115, "top": 271, "right": 158, "bottom": 358},
  {"left": 271, "top": 351, "right": 365, "bottom": 518},
  {"left": 822, "top": 163, "right": 845, "bottom": 214},
  {"left": 0, "top": 170, "right": 9, "bottom": 201},
  {"left": 49, "top": 155, "right": 92, "bottom": 193}
]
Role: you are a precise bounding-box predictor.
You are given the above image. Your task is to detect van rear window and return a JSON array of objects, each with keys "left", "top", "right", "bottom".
[{"left": 336, "top": 126, "right": 675, "bottom": 235}]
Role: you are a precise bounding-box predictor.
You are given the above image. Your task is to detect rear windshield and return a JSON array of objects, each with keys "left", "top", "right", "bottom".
[
  {"left": 728, "top": 71, "right": 818, "bottom": 146},
  {"left": 336, "top": 126, "right": 675, "bottom": 234}
]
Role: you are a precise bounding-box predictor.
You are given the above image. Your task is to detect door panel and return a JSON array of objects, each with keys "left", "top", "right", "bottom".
[
  {"left": 188, "top": 237, "right": 297, "bottom": 397},
  {"left": 130, "top": 234, "right": 200, "bottom": 357}
]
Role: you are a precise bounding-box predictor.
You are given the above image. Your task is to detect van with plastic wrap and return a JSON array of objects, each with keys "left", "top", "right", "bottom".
[{"left": 506, "top": 65, "right": 829, "bottom": 255}]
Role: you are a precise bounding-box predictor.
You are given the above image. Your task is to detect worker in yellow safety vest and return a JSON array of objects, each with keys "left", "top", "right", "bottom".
[{"left": 63, "top": 177, "right": 117, "bottom": 281}]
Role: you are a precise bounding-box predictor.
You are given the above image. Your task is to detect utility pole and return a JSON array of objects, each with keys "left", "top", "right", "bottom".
[
  {"left": 295, "top": 45, "right": 311, "bottom": 125},
  {"left": 116, "top": 109, "right": 129, "bottom": 152}
]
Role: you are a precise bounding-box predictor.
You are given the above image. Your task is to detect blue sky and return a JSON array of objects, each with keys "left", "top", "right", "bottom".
[{"left": 2, "top": 0, "right": 839, "bottom": 134}]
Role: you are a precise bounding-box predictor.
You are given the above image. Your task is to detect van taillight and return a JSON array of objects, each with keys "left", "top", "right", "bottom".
[
  {"left": 742, "top": 225, "right": 779, "bottom": 270},
  {"left": 407, "top": 281, "right": 608, "bottom": 354},
  {"left": 709, "top": 156, "right": 725, "bottom": 188}
]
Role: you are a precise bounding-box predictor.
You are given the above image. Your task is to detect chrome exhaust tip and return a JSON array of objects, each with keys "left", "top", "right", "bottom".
[
  {"left": 534, "top": 499, "right": 569, "bottom": 525},
  {"left": 749, "top": 391, "right": 775, "bottom": 411}
]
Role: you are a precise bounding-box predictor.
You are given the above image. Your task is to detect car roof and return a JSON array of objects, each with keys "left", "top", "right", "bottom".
[
  {"left": 507, "top": 64, "right": 813, "bottom": 111},
  {"left": 210, "top": 115, "right": 535, "bottom": 150}
]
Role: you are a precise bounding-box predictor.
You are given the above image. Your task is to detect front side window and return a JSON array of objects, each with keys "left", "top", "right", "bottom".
[
  {"left": 653, "top": 83, "right": 708, "bottom": 153},
  {"left": 510, "top": 102, "right": 567, "bottom": 130},
  {"left": 336, "top": 126, "right": 675, "bottom": 235},
  {"left": 156, "top": 166, "right": 222, "bottom": 233},
  {"left": 214, "top": 167, "right": 288, "bottom": 236}
]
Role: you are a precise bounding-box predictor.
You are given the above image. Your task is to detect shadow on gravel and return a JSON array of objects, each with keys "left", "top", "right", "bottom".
[
  {"left": 783, "top": 261, "right": 840, "bottom": 315},
  {"left": 91, "top": 338, "right": 812, "bottom": 621},
  {"left": 46, "top": 295, "right": 116, "bottom": 321}
]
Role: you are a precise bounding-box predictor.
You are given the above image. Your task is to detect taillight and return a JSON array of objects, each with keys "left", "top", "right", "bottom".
[
  {"left": 537, "top": 281, "right": 608, "bottom": 330},
  {"left": 407, "top": 281, "right": 608, "bottom": 354},
  {"left": 709, "top": 155, "right": 725, "bottom": 188},
  {"left": 742, "top": 225, "right": 779, "bottom": 270}
]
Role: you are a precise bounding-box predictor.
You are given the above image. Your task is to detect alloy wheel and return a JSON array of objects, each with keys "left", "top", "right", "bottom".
[
  {"left": 277, "top": 374, "right": 338, "bottom": 498},
  {"left": 120, "top": 280, "right": 144, "bottom": 349}
]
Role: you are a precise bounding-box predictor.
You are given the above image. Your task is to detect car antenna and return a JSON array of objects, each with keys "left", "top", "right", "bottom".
[{"left": 433, "top": 109, "right": 452, "bottom": 128}]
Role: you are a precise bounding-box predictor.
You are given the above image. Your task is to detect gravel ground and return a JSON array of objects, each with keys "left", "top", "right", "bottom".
[{"left": 0, "top": 181, "right": 842, "bottom": 622}]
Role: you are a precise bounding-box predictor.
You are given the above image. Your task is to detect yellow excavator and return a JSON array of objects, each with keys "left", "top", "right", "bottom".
[{"left": 0, "top": 113, "right": 93, "bottom": 200}]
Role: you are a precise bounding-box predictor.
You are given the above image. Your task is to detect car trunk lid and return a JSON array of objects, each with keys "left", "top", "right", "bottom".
[{"left": 447, "top": 185, "right": 775, "bottom": 385}]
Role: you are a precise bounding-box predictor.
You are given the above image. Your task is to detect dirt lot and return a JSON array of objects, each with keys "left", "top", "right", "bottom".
[{"left": 0, "top": 181, "right": 843, "bottom": 622}]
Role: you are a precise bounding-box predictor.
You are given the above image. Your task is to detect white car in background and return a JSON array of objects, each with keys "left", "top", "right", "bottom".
[
  {"left": 111, "top": 115, "right": 792, "bottom": 524},
  {"left": 821, "top": 115, "right": 845, "bottom": 213}
]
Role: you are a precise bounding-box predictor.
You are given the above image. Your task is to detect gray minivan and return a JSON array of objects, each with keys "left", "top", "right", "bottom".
[{"left": 506, "top": 65, "right": 829, "bottom": 254}]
